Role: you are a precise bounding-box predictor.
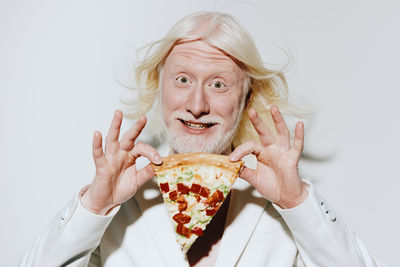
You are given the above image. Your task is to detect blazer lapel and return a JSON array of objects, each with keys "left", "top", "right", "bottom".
[
  {"left": 215, "top": 155, "right": 268, "bottom": 267},
  {"left": 135, "top": 184, "right": 189, "bottom": 267}
]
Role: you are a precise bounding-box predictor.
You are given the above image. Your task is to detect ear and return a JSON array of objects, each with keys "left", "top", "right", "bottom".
[{"left": 244, "top": 88, "right": 253, "bottom": 108}]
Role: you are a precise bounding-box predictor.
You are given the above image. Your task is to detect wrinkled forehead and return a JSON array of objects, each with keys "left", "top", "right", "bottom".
[
  {"left": 164, "top": 40, "right": 246, "bottom": 80},
  {"left": 168, "top": 40, "right": 231, "bottom": 61}
]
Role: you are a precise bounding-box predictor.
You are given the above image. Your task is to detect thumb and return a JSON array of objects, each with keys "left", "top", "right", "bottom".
[
  {"left": 238, "top": 166, "right": 257, "bottom": 188},
  {"left": 135, "top": 164, "right": 156, "bottom": 189}
]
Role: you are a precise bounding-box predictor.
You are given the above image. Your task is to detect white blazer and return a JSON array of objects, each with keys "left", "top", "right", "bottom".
[{"left": 20, "top": 143, "right": 384, "bottom": 267}]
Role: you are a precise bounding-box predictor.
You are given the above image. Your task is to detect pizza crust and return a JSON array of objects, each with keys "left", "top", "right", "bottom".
[{"left": 151, "top": 153, "right": 243, "bottom": 174}]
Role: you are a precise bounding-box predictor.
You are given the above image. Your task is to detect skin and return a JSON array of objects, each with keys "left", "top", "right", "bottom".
[
  {"left": 160, "top": 41, "right": 247, "bottom": 155},
  {"left": 231, "top": 106, "right": 308, "bottom": 209},
  {"left": 81, "top": 114, "right": 162, "bottom": 215},
  {"left": 81, "top": 40, "right": 308, "bottom": 262}
]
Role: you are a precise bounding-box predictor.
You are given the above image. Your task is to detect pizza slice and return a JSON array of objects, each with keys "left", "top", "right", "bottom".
[{"left": 151, "top": 153, "right": 244, "bottom": 253}]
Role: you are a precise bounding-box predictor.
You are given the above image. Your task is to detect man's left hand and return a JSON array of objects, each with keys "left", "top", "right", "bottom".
[{"left": 229, "top": 105, "right": 308, "bottom": 209}]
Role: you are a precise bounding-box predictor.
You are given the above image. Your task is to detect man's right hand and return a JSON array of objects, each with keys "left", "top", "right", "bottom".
[{"left": 81, "top": 110, "right": 162, "bottom": 215}]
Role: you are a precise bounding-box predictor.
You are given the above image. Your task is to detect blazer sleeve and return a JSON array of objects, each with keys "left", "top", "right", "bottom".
[
  {"left": 273, "top": 183, "right": 385, "bottom": 267},
  {"left": 19, "top": 190, "right": 119, "bottom": 267}
]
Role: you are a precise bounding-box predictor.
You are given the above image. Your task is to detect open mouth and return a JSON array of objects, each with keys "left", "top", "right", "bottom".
[{"left": 179, "top": 119, "right": 216, "bottom": 130}]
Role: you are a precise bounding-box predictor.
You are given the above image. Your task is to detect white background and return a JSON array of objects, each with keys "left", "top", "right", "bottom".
[{"left": 1, "top": 0, "right": 399, "bottom": 266}]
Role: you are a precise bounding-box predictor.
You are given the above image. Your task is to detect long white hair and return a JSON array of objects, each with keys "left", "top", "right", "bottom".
[{"left": 123, "top": 11, "right": 304, "bottom": 148}]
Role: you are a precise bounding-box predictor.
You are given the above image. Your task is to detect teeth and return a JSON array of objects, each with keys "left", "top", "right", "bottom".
[{"left": 184, "top": 121, "right": 208, "bottom": 129}]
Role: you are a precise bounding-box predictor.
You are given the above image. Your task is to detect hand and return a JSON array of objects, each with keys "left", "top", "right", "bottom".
[
  {"left": 81, "top": 110, "right": 162, "bottom": 215},
  {"left": 229, "top": 106, "right": 308, "bottom": 209}
]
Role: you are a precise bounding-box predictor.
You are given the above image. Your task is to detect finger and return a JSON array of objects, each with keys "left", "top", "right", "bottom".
[
  {"left": 238, "top": 166, "right": 257, "bottom": 186},
  {"left": 92, "top": 131, "right": 106, "bottom": 167},
  {"left": 270, "top": 105, "right": 290, "bottom": 147},
  {"left": 248, "top": 108, "right": 275, "bottom": 146},
  {"left": 130, "top": 142, "right": 162, "bottom": 165},
  {"left": 105, "top": 110, "right": 123, "bottom": 153},
  {"left": 120, "top": 116, "right": 147, "bottom": 151},
  {"left": 229, "top": 141, "right": 263, "bottom": 162},
  {"left": 136, "top": 164, "right": 156, "bottom": 189},
  {"left": 292, "top": 121, "right": 304, "bottom": 160}
]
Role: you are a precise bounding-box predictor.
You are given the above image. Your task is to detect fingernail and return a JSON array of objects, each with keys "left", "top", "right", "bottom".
[
  {"left": 229, "top": 154, "right": 236, "bottom": 161},
  {"left": 155, "top": 154, "right": 162, "bottom": 164}
]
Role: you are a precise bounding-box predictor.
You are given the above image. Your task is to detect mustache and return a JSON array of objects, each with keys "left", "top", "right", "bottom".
[{"left": 171, "top": 111, "right": 224, "bottom": 125}]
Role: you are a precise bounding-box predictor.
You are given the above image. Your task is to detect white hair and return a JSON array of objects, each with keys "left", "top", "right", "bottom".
[{"left": 122, "top": 11, "right": 305, "bottom": 148}]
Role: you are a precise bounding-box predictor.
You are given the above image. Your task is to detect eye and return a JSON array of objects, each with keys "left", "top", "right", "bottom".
[
  {"left": 211, "top": 81, "right": 226, "bottom": 89},
  {"left": 176, "top": 76, "right": 189, "bottom": 84}
]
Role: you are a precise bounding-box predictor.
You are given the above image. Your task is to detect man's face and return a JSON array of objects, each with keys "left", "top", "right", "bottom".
[{"left": 160, "top": 40, "right": 247, "bottom": 154}]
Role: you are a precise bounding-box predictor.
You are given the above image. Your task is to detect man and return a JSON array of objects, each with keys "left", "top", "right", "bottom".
[{"left": 21, "top": 11, "right": 384, "bottom": 267}]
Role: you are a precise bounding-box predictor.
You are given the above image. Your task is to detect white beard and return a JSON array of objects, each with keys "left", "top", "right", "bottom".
[
  {"left": 165, "top": 122, "right": 235, "bottom": 154},
  {"left": 161, "top": 106, "right": 245, "bottom": 155}
]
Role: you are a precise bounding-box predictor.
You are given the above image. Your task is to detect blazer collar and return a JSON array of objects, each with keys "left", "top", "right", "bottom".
[
  {"left": 135, "top": 182, "right": 189, "bottom": 266},
  {"left": 215, "top": 155, "right": 268, "bottom": 267}
]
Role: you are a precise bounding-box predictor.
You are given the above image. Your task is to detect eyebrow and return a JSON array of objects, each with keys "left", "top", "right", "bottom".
[{"left": 170, "top": 64, "right": 238, "bottom": 81}]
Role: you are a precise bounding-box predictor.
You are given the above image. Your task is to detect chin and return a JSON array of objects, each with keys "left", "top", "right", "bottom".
[{"left": 168, "top": 130, "right": 234, "bottom": 155}]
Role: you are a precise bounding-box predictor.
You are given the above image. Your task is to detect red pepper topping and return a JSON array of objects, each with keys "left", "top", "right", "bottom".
[
  {"left": 206, "top": 196, "right": 218, "bottom": 207},
  {"left": 177, "top": 195, "right": 186, "bottom": 203},
  {"left": 159, "top": 183, "right": 169, "bottom": 194},
  {"left": 206, "top": 190, "right": 225, "bottom": 207},
  {"left": 173, "top": 212, "right": 191, "bottom": 224},
  {"left": 216, "top": 190, "right": 224, "bottom": 201},
  {"left": 206, "top": 208, "right": 217, "bottom": 216},
  {"left": 190, "top": 183, "right": 201, "bottom": 194},
  {"left": 169, "top": 190, "right": 177, "bottom": 201},
  {"left": 191, "top": 227, "right": 203, "bottom": 236},
  {"left": 178, "top": 202, "right": 188, "bottom": 212},
  {"left": 199, "top": 187, "right": 210, "bottom": 198},
  {"left": 177, "top": 195, "right": 188, "bottom": 211},
  {"left": 177, "top": 183, "right": 190, "bottom": 195},
  {"left": 176, "top": 224, "right": 191, "bottom": 238}
]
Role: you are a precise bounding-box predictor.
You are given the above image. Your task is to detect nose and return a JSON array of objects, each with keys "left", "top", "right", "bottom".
[{"left": 185, "top": 85, "right": 210, "bottom": 118}]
